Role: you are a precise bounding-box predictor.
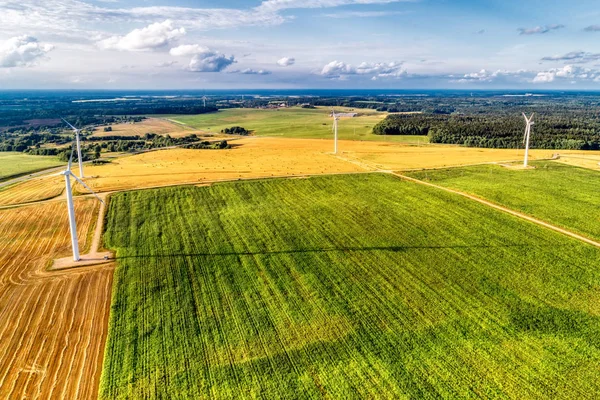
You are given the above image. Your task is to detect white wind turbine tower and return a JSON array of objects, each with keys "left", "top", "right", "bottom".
[
  {"left": 202, "top": 96, "right": 207, "bottom": 107},
  {"left": 331, "top": 108, "right": 339, "bottom": 154},
  {"left": 62, "top": 118, "right": 85, "bottom": 178},
  {"left": 522, "top": 113, "right": 534, "bottom": 168},
  {"left": 53, "top": 146, "right": 104, "bottom": 261}
]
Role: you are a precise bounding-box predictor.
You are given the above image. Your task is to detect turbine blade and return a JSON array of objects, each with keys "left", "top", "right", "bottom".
[
  {"left": 72, "top": 174, "right": 104, "bottom": 204},
  {"left": 62, "top": 118, "right": 78, "bottom": 131}
]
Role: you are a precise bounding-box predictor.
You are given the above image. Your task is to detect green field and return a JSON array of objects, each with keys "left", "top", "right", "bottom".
[
  {"left": 405, "top": 161, "right": 600, "bottom": 241},
  {"left": 164, "top": 107, "right": 428, "bottom": 143},
  {"left": 0, "top": 152, "right": 63, "bottom": 181},
  {"left": 101, "top": 173, "right": 600, "bottom": 399}
]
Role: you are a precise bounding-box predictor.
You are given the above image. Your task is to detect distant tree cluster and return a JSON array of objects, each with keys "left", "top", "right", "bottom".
[
  {"left": 184, "top": 140, "right": 230, "bottom": 150},
  {"left": 373, "top": 114, "right": 433, "bottom": 136},
  {"left": 221, "top": 126, "right": 250, "bottom": 135},
  {"left": 374, "top": 112, "right": 600, "bottom": 150}
]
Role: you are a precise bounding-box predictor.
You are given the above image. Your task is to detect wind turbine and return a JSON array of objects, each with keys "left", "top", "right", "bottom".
[
  {"left": 202, "top": 96, "right": 207, "bottom": 107},
  {"left": 331, "top": 108, "right": 339, "bottom": 154},
  {"left": 53, "top": 146, "right": 104, "bottom": 262},
  {"left": 522, "top": 113, "right": 534, "bottom": 168},
  {"left": 62, "top": 118, "right": 85, "bottom": 178}
]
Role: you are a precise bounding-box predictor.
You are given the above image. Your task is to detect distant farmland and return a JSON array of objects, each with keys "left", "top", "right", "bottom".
[
  {"left": 101, "top": 173, "right": 600, "bottom": 398},
  {"left": 405, "top": 161, "right": 600, "bottom": 241},
  {"left": 164, "top": 107, "right": 427, "bottom": 143},
  {"left": 0, "top": 152, "right": 63, "bottom": 181}
]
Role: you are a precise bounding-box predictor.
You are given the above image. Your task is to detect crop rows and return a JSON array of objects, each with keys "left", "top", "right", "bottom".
[
  {"left": 405, "top": 161, "right": 600, "bottom": 241},
  {"left": 101, "top": 173, "right": 600, "bottom": 399},
  {"left": 0, "top": 175, "right": 64, "bottom": 207},
  {"left": 0, "top": 199, "right": 112, "bottom": 399}
]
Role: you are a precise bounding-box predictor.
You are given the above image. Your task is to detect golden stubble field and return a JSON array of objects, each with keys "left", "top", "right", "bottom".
[
  {"left": 0, "top": 199, "right": 113, "bottom": 399},
  {"left": 81, "top": 137, "right": 583, "bottom": 193},
  {"left": 3, "top": 138, "right": 600, "bottom": 207},
  {"left": 92, "top": 117, "right": 199, "bottom": 138},
  {"left": 0, "top": 175, "right": 64, "bottom": 207}
]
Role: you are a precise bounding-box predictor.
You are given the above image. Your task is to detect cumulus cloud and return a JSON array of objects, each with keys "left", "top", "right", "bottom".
[
  {"left": 453, "top": 69, "right": 531, "bottom": 83},
  {"left": 98, "top": 20, "right": 185, "bottom": 51},
  {"left": 169, "top": 44, "right": 208, "bottom": 57},
  {"left": 170, "top": 44, "right": 236, "bottom": 72},
  {"left": 541, "top": 51, "right": 600, "bottom": 64},
  {"left": 356, "top": 61, "right": 406, "bottom": 77},
  {"left": 321, "top": 60, "right": 355, "bottom": 77},
  {"left": 533, "top": 65, "right": 600, "bottom": 83},
  {"left": 0, "top": 35, "right": 54, "bottom": 68},
  {"left": 321, "top": 60, "right": 405, "bottom": 79},
  {"left": 518, "top": 24, "right": 564, "bottom": 35},
  {"left": 277, "top": 57, "right": 295, "bottom": 67}
]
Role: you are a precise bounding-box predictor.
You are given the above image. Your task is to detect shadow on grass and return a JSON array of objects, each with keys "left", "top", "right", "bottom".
[{"left": 113, "top": 243, "right": 562, "bottom": 260}]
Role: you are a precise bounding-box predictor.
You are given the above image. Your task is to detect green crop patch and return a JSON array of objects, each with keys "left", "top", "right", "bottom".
[
  {"left": 0, "top": 152, "right": 63, "bottom": 181},
  {"left": 101, "top": 173, "right": 600, "bottom": 399},
  {"left": 164, "top": 107, "right": 428, "bottom": 143},
  {"left": 405, "top": 161, "right": 600, "bottom": 242}
]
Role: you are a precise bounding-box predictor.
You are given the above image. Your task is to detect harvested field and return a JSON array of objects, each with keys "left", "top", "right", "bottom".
[
  {"left": 82, "top": 137, "right": 365, "bottom": 192},
  {"left": 405, "top": 161, "right": 600, "bottom": 242},
  {"left": 101, "top": 173, "right": 600, "bottom": 399},
  {"left": 93, "top": 117, "right": 197, "bottom": 138},
  {"left": 0, "top": 175, "right": 64, "bottom": 207},
  {"left": 0, "top": 199, "right": 113, "bottom": 399},
  {"left": 81, "top": 137, "right": 577, "bottom": 193},
  {"left": 555, "top": 153, "right": 600, "bottom": 171}
]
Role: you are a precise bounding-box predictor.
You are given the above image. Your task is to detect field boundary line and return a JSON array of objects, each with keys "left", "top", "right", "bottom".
[{"left": 390, "top": 171, "right": 600, "bottom": 249}]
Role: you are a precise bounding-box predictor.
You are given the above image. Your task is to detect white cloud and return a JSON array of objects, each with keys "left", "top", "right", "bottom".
[
  {"left": 170, "top": 45, "right": 236, "bottom": 72},
  {"left": 356, "top": 61, "right": 406, "bottom": 77},
  {"left": 0, "top": 35, "right": 54, "bottom": 68},
  {"left": 169, "top": 44, "right": 209, "bottom": 57},
  {"left": 321, "top": 60, "right": 405, "bottom": 79},
  {"left": 532, "top": 65, "right": 600, "bottom": 83},
  {"left": 98, "top": 20, "right": 185, "bottom": 51},
  {"left": 321, "top": 60, "right": 355, "bottom": 77},
  {"left": 277, "top": 57, "right": 295, "bottom": 66},
  {"left": 455, "top": 69, "right": 531, "bottom": 83}
]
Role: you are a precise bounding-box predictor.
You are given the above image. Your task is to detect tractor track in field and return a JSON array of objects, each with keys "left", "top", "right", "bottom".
[
  {"left": 390, "top": 172, "right": 600, "bottom": 249},
  {"left": 332, "top": 152, "right": 600, "bottom": 249}
]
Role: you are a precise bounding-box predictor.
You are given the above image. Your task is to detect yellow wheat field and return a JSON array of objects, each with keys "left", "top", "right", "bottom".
[
  {"left": 0, "top": 199, "right": 113, "bottom": 399},
  {"left": 93, "top": 117, "right": 198, "bottom": 138},
  {"left": 79, "top": 137, "right": 593, "bottom": 193},
  {"left": 0, "top": 175, "right": 64, "bottom": 207}
]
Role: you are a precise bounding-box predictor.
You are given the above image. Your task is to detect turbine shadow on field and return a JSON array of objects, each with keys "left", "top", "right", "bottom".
[{"left": 113, "top": 243, "right": 562, "bottom": 260}]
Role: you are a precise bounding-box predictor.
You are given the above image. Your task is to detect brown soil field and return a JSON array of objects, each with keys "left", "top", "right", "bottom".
[
  {"left": 93, "top": 117, "right": 198, "bottom": 138},
  {"left": 0, "top": 199, "right": 113, "bottom": 399},
  {"left": 0, "top": 175, "right": 64, "bottom": 207}
]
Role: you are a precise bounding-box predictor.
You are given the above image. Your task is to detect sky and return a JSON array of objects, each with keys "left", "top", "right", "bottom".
[{"left": 2, "top": 0, "right": 600, "bottom": 89}]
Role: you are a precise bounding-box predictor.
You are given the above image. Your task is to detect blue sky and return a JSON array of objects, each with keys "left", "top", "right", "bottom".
[{"left": 1, "top": 0, "right": 600, "bottom": 89}]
